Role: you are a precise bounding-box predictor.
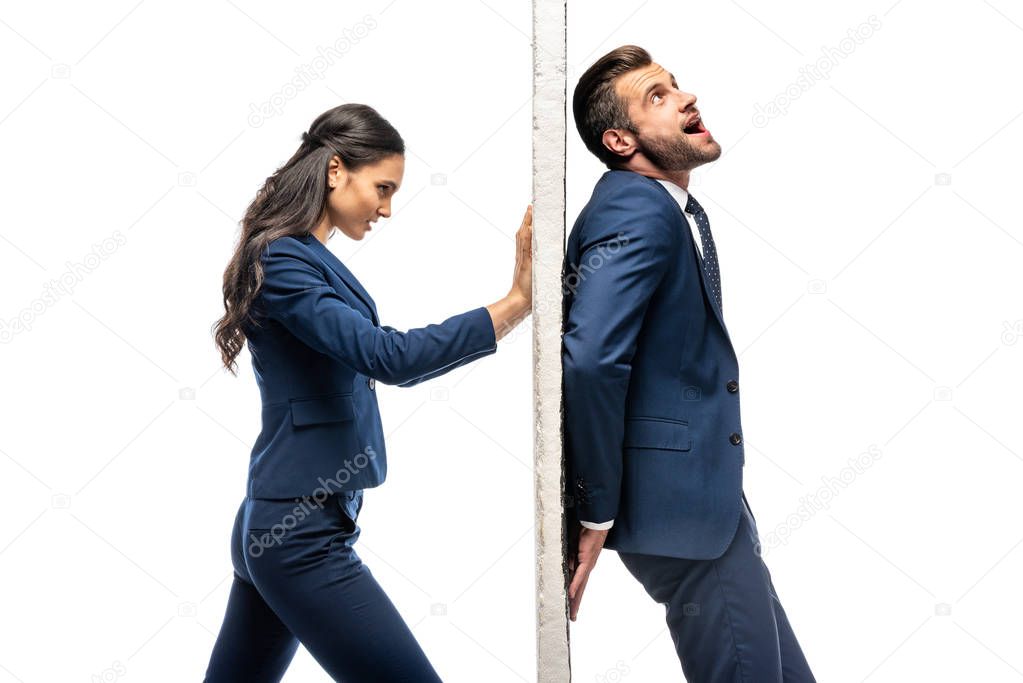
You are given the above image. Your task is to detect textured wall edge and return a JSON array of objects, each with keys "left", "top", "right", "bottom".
[{"left": 533, "top": 1, "right": 570, "bottom": 681}]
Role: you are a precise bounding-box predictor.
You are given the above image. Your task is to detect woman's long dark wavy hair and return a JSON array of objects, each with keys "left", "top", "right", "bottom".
[{"left": 212, "top": 103, "right": 405, "bottom": 375}]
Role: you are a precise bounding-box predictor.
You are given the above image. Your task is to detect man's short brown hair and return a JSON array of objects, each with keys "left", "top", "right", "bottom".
[{"left": 572, "top": 45, "right": 653, "bottom": 167}]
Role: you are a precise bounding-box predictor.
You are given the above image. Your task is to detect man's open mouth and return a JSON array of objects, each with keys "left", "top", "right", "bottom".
[{"left": 683, "top": 116, "right": 707, "bottom": 135}]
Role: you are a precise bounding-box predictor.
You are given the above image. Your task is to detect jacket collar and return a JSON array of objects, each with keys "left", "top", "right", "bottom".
[{"left": 296, "top": 233, "right": 379, "bottom": 325}]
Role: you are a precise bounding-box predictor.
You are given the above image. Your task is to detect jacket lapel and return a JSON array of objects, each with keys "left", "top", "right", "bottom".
[
  {"left": 690, "top": 230, "right": 731, "bottom": 345},
  {"left": 646, "top": 179, "right": 732, "bottom": 344},
  {"left": 298, "top": 234, "right": 379, "bottom": 325}
]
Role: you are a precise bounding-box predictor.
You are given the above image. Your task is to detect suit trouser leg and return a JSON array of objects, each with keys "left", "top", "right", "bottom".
[
  {"left": 203, "top": 493, "right": 443, "bottom": 683},
  {"left": 617, "top": 496, "right": 815, "bottom": 683},
  {"left": 203, "top": 572, "right": 300, "bottom": 681}
]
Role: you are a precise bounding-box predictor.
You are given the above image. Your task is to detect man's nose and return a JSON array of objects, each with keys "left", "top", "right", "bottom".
[
  {"left": 378, "top": 202, "right": 391, "bottom": 219},
  {"left": 678, "top": 91, "right": 697, "bottom": 111}
]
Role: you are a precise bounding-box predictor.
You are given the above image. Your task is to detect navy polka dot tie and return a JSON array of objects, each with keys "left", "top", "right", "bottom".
[{"left": 685, "top": 192, "right": 722, "bottom": 312}]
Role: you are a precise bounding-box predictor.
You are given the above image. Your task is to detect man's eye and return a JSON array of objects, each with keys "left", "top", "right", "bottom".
[{"left": 652, "top": 93, "right": 663, "bottom": 104}]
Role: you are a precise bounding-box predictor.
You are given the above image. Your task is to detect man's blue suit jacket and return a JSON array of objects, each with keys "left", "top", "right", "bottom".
[
  {"left": 562, "top": 170, "right": 746, "bottom": 561},
  {"left": 242, "top": 233, "right": 497, "bottom": 499}
]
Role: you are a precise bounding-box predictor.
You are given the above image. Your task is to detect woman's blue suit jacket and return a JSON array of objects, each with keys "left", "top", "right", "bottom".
[
  {"left": 243, "top": 233, "right": 497, "bottom": 499},
  {"left": 562, "top": 170, "right": 747, "bottom": 561}
]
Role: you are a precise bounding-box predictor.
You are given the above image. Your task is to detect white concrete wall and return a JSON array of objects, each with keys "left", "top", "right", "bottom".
[{"left": 533, "top": 0, "right": 571, "bottom": 681}]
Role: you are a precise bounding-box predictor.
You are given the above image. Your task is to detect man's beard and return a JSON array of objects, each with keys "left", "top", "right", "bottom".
[{"left": 635, "top": 126, "right": 722, "bottom": 171}]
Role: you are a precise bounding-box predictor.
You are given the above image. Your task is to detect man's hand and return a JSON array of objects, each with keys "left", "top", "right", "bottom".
[{"left": 567, "top": 524, "right": 609, "bottom": 621}]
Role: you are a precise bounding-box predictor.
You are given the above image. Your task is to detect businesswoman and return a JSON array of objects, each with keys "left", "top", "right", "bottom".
[{"left": 203, "top": 103, "right": 532, "bottom": 682}]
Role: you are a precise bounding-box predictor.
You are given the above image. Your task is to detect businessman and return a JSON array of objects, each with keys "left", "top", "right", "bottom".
[{"left": 562, "top": 45, "right": 816, "bottom": 681}]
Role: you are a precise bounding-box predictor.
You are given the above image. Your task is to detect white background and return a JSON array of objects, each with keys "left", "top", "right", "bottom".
[{"left": 0, "top": 1, "right": 1021, "bottom": 682}]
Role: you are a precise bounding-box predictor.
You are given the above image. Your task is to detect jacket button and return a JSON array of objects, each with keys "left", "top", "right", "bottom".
[
  {"left": 729, "top": 432, "right": 742, "bottom": 445},
  {"left": 726, "top": 380, "right": 738, "bottom": 393},
  {"left": 368, "top": 378, "right": 376, "bottom": 390}
]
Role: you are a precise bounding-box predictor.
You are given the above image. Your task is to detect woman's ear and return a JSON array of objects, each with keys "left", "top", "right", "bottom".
[{"left": 327, "top": 154, "right": 348, "bottom": 190}]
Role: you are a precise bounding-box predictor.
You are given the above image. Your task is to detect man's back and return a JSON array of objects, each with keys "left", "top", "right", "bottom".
[{"left": 562, "top": 169, "right": 745, "bottom": 560}]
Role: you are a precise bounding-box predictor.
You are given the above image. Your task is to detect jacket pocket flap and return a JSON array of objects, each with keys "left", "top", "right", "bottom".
[
  {"left": 623, "top": 417, "right": 692, "bottom": 451},
  {"left": 290, "top": 393, "right": 355, "bottom": 426}
]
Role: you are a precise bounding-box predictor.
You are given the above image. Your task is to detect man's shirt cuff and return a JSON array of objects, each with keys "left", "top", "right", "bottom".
[{"left": 579, "top": 519, "right": 614, "bottom": 531}]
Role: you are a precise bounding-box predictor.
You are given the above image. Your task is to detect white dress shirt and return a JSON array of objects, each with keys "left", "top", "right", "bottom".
[
  {"left": 656, "top": 178, "right": 704, "bottom": 259},
  {"left": 578, "top": 178, "right": 703, "bottom": 532}
]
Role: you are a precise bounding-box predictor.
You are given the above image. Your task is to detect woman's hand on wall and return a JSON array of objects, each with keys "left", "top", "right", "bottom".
[{"left": 487, "top": 204, "right": 533, "bottom": 342}]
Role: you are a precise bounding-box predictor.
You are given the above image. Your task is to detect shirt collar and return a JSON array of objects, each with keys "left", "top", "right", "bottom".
[{"left": 654, "top": 178, "right": 691, "bottom": 214}]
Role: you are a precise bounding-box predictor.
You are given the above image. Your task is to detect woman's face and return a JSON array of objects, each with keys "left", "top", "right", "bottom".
[{"left": 325, "top": 153, "right": 404, "bottom": 240}]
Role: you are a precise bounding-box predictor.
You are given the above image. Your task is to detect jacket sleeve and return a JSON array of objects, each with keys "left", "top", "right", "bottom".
[
  {"left": 378, "top": 324, "right": 486, "bottom": 388},
  {"left": 259, "top": 242, "right": 498, "bottom": 386},
  {"left": 562, "top": 183, "right": 679, "bottom": 525}
]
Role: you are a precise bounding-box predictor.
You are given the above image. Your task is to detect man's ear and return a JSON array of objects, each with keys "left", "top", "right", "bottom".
[{"left": 601, "top": 128, "right": 635, "bottom": 159}]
